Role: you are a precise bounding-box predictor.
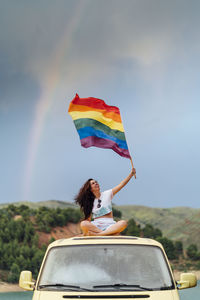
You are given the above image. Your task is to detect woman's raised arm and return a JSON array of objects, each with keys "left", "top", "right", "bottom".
[{"left": 112, "top": 167, "right": 136, "bottom": 196}]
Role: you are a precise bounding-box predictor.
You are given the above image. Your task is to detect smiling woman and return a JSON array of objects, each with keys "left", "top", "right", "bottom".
[{"left": 74, "top": 168, "right": 136, "bottom": 236}]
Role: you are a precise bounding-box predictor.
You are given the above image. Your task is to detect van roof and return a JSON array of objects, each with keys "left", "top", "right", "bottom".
[{"left": 48, "top": 236, "right": 163, "bottom": 249}]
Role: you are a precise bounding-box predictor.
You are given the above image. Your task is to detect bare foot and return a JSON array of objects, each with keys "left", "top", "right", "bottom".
[{"left": 88, "top": 231, "right": 96, "bottom": 236}]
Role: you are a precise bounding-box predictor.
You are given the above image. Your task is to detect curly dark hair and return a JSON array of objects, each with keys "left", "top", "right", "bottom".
[{"left": 75, "top": 178, "right": 95, "bottom": 220}]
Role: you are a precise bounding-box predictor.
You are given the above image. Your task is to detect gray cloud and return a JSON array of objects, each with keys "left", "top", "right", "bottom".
[{"left": 0, "top": 0, "right": 200, "bottom": 206}]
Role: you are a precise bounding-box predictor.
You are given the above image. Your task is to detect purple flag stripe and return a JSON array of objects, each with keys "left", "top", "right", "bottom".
[{"left": 80, "top": 136, "right": 131, "bottom": 158}]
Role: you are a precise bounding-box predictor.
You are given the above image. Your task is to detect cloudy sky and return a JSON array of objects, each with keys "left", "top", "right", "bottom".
[{"left": 0, "top": 0, "right": 200, "bottom": 208}]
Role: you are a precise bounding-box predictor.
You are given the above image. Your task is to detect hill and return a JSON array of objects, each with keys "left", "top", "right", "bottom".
[
  {"left": 116, "top": 205, "right": 200, "bottom": 249},
  {"left": 1, "top": 200, "right": 200, "bottom": 249},
  {"left": 0, "top": 200, "right": 76, "bottom": 209}
]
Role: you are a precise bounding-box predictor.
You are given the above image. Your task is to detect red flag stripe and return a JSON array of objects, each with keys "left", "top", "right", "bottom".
[{"left": 71, "top": 94, "right": 120, "bottom": 114}]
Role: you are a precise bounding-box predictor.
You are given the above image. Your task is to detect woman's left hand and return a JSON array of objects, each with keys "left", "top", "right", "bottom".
[
  {"left": 131, "top": 167, "right": 136, "bottom": 179},
  {"left": 112, "top": 167, "right": 136, "bottom": 195}
]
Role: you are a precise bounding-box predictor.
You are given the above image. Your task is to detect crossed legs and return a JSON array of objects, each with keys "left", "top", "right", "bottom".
[{"left": 80, "top": 220, "right": 127, "bottom": 236}]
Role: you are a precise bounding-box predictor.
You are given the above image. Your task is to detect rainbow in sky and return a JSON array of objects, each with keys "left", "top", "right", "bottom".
[{"left": 22, "top": 1, "right": 86, "bottom": 201}]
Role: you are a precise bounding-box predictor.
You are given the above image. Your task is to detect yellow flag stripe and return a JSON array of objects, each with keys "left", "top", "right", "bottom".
[{"left": 69, "top": 111, "right": 124, "bottom": 132}]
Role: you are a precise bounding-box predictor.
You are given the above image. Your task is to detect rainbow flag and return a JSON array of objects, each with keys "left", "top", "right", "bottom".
[{"left": 68, "top": 94, "right": 131, "bottom": 158}]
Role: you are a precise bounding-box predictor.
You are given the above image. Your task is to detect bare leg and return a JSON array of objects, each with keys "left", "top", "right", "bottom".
[
  {"left": 80, "top": 220, "right": 102, "bottom": 236},
  {"left": 97, "top": 220, "right": 128, "bottom": 236}
]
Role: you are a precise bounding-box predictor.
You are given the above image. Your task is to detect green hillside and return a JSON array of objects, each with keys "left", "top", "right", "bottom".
[
  {"left": 1, "top": 200, "right": 199, "bottom": 249},
  {"left": 0, "top": 200, "right": 76, "bottom": 210},
  {"left": 117, "top": 205, "right": 200, "bottom": 249}
]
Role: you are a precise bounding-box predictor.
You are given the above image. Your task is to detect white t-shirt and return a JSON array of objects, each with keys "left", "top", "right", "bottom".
[{"left": 92, "top": 189, "right": 113, "bottom": 219}]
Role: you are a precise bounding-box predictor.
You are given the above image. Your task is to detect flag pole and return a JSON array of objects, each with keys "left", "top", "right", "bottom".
[{"left": 130, "top": 156, "right": 136, "bottom": 179}]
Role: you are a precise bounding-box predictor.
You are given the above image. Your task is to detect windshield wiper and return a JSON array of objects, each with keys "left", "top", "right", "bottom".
[
  {"left": 39, "top": 284, "right": 93, "bottom": 291},
  {"left": 93, "top": 284, "right": 153, "bottom": 291},
  {"left": 159, "top": 285, "right": 173, "bottom": 290}
]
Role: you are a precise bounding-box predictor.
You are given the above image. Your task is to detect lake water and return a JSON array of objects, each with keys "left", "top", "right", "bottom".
[
  {"left": 0, "top": 282, "right": 199, "bottom": 300},
  {"left": 0, "top": 292, "right": 33, "bottom": 299}
]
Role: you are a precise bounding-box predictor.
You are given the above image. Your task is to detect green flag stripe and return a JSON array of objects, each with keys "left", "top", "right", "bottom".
[{"left": 74, "top": 118, "right": 126, "bottom": 141}]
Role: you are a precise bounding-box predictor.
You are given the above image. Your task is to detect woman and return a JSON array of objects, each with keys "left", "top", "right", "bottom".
[{"left": 75, "top": 167, "right": 136, "bottom": 236}]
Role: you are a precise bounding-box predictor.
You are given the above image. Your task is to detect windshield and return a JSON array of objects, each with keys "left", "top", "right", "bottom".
[{"left": 38, "top": 244, "right": 174, "bottom": 291}]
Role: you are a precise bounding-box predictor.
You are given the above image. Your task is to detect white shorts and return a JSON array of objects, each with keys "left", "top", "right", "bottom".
[{"left": 92, "top": 218, "right": 116, "bottom": 231}]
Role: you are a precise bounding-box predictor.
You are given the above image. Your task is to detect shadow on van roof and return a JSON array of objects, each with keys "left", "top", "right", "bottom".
[{"left": 73, "top": 236, "right": 139, "bottom": 240}]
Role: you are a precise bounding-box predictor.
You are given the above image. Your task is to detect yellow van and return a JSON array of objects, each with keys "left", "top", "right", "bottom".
[{"left": 19, "top": 236, "right": 197, "bottom": 300}]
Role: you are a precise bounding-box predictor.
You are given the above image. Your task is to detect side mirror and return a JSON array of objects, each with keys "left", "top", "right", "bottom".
[
  {"left": 177, "top": 273, "right": 197, "bottom": 290},
  {"left": 19, "top": 270, "right": 35, "bottom": 291}
]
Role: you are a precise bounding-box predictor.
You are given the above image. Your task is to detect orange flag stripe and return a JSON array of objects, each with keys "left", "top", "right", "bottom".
[{"left": 69, "top": 103, "right": 122, "bottom": 123}]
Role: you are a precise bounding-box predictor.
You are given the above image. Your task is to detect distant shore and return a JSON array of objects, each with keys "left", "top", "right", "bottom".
[
  {"left": 1, "top": 271, "right": 200, "bottom": 292},
  {"left": 0, "top": 282, "right": 23, "bottom": 293}
]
